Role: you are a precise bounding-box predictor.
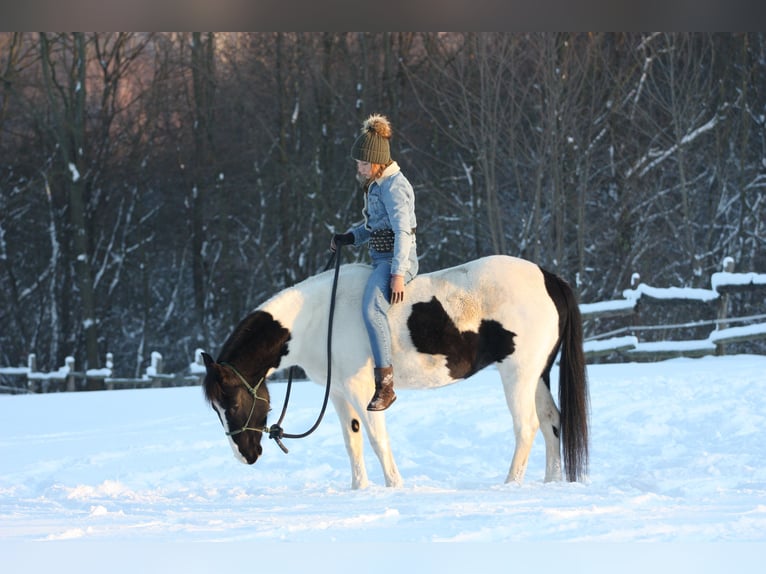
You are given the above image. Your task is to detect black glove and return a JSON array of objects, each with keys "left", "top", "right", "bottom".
[{"left": 331, "top": 232, "right": 354, "bottom": 251}]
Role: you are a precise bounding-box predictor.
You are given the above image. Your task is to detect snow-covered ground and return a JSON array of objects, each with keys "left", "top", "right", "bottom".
[{"left": 2, "top": 355, "right": 765, "bottom": 570}]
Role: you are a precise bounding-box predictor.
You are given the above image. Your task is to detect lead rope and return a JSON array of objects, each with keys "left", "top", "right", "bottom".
[{"left": 266, "top": 246, "right": 342, "bottom": 453}]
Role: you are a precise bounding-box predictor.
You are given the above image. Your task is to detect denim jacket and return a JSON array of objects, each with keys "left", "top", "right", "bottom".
[{"left": 350, "top": 162, "right": 417, "bottom": 276}]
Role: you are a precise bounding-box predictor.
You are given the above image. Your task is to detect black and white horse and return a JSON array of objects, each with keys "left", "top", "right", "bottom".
[{"left": 203, "top": 255, "right": 588, "bottom": 488}]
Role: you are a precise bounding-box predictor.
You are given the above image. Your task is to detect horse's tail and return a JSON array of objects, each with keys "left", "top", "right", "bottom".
[{"left": 543, "top": 269, "right": 589, "bottom": 482}]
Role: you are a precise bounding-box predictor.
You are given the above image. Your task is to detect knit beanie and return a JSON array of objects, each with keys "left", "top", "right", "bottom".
[{"left": 350, "top": 114, "right": 392, "bottom": 164}]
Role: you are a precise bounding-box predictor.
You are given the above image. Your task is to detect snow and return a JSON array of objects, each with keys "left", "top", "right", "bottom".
[
  {"left": 583, "top": 335, "right": 638, "bottom": 355},
  {"left": 68, "top": 162, "right": 80, "bottom": 182},
  {"left": 580, "top": 298, "right": 637, "bottom": 317},
  {"left": 609, "top": 272, "right": 766, "bottom": 305},
  {"left": 630, "top": 338, "right": 716, "bottom": 354},
  {"left": 623, "top": 282, "right": 719, "bottom": 302},
  {"left": 711, "top": 271, "right": 766, "bottom": 291},
  {"left": 2, "top": 356, "right": 765, "bottom": 570},
  {"left": 583, "top": 322, "right": 766, "bottom": 358},
  {"left": 25, "top": 358, "right": 73, "bottom": 381},
  {"left": 626, "top": 110, "right": 722, "bottom": 178},
  {"left": 710, "top": 322, "right": 766, "bottom": 342},
  {"left": 189, "top": 348, "right": 207, "bottom": 375}
]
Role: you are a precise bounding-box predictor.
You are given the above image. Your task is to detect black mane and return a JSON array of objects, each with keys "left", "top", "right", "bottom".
[
  {"left": 203, "top": 310, "right": 291, "bottom": 404},
  {"left": 219, "top": 310, "right": 291, "bottom": 369}
]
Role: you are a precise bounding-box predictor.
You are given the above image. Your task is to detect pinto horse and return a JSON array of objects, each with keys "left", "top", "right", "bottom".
[{"left": 202, "top": 255, "right": 588, "bottom": 488}]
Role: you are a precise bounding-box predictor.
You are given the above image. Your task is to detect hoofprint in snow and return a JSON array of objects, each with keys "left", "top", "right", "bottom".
[{"left": 1, "top": 354, "right": 766, "bottom": 548}]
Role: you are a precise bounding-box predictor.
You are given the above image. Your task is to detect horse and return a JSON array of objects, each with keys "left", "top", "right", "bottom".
[{"left": 202, "top": 254, "right": 589, "bottom": 489}]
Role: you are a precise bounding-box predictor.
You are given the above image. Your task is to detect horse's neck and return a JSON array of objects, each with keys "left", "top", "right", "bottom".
[
  {"left": 259, "top": 265, "right": 369, "bottom": 342},
  {"left": 260, "top": 271, "right": 334, "bottom": 331},
  {"left": 260, "top": 287, "right": 309, "bottom": 332}
]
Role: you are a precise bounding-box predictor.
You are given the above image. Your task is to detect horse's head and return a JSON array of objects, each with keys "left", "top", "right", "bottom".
[{"left": 202, "top": 352, "right": 271, "bottom": 464}]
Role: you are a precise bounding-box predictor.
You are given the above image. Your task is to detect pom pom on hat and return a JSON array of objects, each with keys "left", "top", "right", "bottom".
[
  {"left": 351, "top": 113, "right": 392, "bottom": 164},
  {"left": 361, "top": 114, "right": 392, "bottom": 139}
]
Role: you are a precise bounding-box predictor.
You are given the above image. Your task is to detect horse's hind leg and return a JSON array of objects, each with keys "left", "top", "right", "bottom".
[
  {"left": 330, "top": 393, "right": 369, "bottom": 490},
  {"left": 500, "top": 365, "right": 540, "bottom": 484},
  {"left": 536, "top": 378, "right": 562, "bottom": 482}
]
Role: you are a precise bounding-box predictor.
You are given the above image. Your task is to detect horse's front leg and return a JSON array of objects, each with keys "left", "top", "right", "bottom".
[
  {"left": 341, "top": 371, "right": 403, "bottom": 488},
  {"left": 361, "top": 409, "right": 403, "bottom": 487},
  {"left": 330, "top": 393, "right": 369, "bottom": 489}
]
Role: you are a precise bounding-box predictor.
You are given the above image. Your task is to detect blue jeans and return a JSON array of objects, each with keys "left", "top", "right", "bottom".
[{"left": 362, "top": 249, "right": 418, "bottom": 368}]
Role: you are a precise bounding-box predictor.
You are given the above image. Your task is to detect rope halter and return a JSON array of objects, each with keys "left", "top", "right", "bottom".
[{"left": 219, "top": 362, "right": 269, "bottom": 437}]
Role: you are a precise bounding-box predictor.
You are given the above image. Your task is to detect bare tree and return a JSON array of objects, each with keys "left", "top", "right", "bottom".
[
  {"left": 38, "top": 33, "right": 103, "bottom": 385},
  {"left": 406, "top": 33, "right": 519, "bottom": 257}
]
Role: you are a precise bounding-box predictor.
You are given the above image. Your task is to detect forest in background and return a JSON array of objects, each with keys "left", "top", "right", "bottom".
[{"left": 1, "top": 32, "right": 765, "bottom": 382}]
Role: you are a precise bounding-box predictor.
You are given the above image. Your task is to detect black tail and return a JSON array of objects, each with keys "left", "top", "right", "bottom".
[{"left": 543, "top": 270, "right": 589, "bottom": 482}]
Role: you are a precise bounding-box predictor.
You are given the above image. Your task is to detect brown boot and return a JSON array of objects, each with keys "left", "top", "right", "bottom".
[{"left": 367, "top": 366, "right": 397, "bottom": 411}]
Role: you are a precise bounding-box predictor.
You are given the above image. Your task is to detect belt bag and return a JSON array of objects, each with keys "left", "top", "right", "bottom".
[
  {"left": 369, "top": 228, "right": 396, "bottom": 253},
  {"left": 369, "top": 228, "right": 416, "bottom": 253}
]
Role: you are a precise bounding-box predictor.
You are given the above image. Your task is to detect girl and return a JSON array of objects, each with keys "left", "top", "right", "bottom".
[{"left": 331, "top": 114, "right": 418, "bottom": 411}]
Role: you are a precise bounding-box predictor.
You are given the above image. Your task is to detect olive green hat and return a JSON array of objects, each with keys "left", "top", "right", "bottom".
[{"left": 350, "top": 114, "right": 392, "bottom": 164}]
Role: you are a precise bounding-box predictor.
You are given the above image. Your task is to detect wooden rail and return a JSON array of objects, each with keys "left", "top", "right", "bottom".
[
  {"left": 582, "top": 258, "right": 766, "bottom": 361},
  {"left": 0, "top": 350, "right": 207, "bottom": 394}
]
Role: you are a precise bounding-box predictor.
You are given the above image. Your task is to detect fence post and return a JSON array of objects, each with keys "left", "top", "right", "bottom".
[
  {"left": 151, "top": 352, "right": 163, "bottom": 388},
  {"left": 103, "top": 352, "right": 112, "bottom": 390},
  {"left": 65, "top": 356, "right": 76, "bottom": 392},
  {"left": 27, "top": 354, "right": 38, "bottom": 393},
  {"left": 715, "top": 256, "right": 735, "bottom": 356},
  {"left": 630, "top": 272, "right": 641, "bottom": 340}
]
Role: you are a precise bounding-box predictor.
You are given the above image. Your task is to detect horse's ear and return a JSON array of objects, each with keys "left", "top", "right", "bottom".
[{"left": 201, "top": 352, "right": 216, "bottom": 371}]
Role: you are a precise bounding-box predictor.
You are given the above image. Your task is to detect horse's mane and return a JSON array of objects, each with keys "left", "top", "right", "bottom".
[
  {"left": 204, "top": 310, "right": 291, "bottom": 404},
  {"left": 221, "top": 310, "right": 291, "bottom": 364}
]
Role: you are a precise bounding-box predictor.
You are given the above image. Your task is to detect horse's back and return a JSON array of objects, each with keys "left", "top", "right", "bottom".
[
  {"left": 394, "top": 255, "right": 545, "bottom": 322},
  {"left": 336, "top": 255, "right": 549, "bottom": 322},
  {"left": 391, "top": 255, "right": 560, "bottom": 388},
  {"left": 407, "top": 255, "right": 547, "bottom": 304}
]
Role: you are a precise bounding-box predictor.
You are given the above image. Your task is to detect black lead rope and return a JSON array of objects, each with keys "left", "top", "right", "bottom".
[{"left": 266, "top": 246, "right": 342, "bottom": 453}]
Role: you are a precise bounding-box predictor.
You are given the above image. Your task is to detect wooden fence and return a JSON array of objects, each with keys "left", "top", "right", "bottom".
[
  {"left": 0, "top": 350, "right": 207, "bottom": 395},
  {"left": 2, "top": 260, "right": 765, "bottom": 394},
  {"left": 582, "top": 258, "right": 766, "bottom": 361}
]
